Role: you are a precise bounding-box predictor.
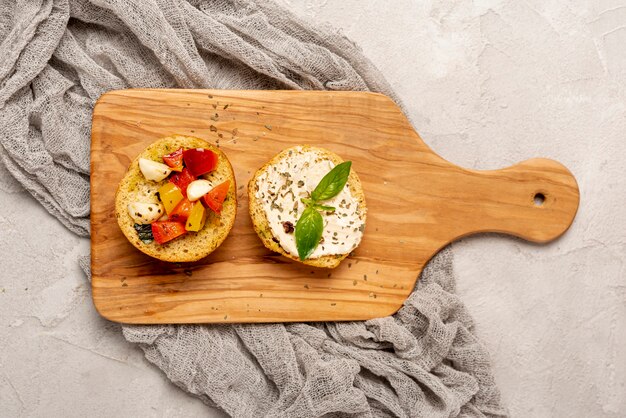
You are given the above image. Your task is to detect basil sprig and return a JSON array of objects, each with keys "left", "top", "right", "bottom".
[{"left": 295, "top": 161, "right": 352, "bottom": 260}]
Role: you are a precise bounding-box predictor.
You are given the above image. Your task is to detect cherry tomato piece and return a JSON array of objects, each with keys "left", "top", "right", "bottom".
[
  {"left": 169, "top": 198, "right": 193, "bottom": 222},
  {"left": 169, "top": 168, "right": 196, "bottom": 197},
  {"left": 151, "top": 221, "right": 186, "bottom": 244},
  {"left": 202, "top": 180, "right": 230, "bottom": 214},
  {"left": 183, "top": 148, "right": 218, "bottom": 177},
  {"left": 162, "top": 148, "right": 184, "bottom": 171}
]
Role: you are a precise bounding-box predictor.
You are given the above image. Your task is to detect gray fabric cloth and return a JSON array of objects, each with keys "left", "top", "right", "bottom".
[{"left": 1, "top": 0, "right": 507, "bottom": 416}]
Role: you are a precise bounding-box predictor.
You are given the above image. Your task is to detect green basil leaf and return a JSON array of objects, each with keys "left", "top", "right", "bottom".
[
  {"left": 310, "top": 161, "right": 352, "bottom": 202},
  {"left": 295, "top": 206, "right": 324, "bottom": 260},
  {"left": 300, "top": 197, "right": 316, "bottom": 207},
  {"left": 134, "top": 223, "right": 154, "bottom": 244}
]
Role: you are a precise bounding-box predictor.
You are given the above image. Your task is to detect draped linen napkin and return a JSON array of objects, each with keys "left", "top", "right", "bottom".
[{"left": 0, "top": 0, "right": 506, "bottom": 416}]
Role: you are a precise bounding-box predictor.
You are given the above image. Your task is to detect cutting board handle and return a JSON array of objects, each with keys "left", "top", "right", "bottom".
[{"left": 449, "top": 158, "right": 580, "bottom": 243}]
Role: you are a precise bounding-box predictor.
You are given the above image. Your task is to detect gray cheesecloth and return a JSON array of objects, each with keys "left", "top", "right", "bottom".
[{"left": 0, "top": 1, "right": 507, "bottom": 416}]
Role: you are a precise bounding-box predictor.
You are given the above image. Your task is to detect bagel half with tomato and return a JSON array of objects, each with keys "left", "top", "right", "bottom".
[{"left": 115, "top": 135, "right": 236, "bottom": 262}]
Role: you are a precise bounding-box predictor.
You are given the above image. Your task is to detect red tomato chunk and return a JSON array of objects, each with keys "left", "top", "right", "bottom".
[
  {"left": 183, "top": 148, "right": 217, "bottom": 177},
  {"left": 151, "top": 221, "right": 187, "bottom": 244},
  {"left": 162, "top": 148, "right": 184, "bottom": 171},
  {"left": 202, "top": 180, "right": 230, "bottom": 214},
  {"left": 169, "top": 198, "right": 193, "bottom": 222},
  {"left": 169, "top": 168, "right": 196, "bottom": 197}
]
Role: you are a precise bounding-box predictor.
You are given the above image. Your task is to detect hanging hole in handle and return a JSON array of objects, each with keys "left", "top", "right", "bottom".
[{"left": 534, "top": 192, "right": 546, "bottom": 207}]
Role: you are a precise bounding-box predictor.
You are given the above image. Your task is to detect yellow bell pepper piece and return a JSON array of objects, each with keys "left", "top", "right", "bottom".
[
  {"left": 157, "top": 182, "right": 184, "bottom": 215},
  {"left": 185, "top": 201, "right": 207, "bottom": 232}
]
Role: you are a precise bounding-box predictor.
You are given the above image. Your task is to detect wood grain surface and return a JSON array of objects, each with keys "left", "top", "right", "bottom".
[{"left": 91, "top": 89, "right": 580, "bottom": 324}]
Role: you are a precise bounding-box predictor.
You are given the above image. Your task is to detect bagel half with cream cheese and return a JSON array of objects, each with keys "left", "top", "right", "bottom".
[
  {"left": 248, "top": 145, "right": 366, "bottom": 268},
  {"left": 115, "top": 135, "right": 236, "bottom": 262}
]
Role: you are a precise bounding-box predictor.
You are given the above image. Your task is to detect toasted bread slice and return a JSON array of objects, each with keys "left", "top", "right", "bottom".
[
  {"left": 115, "top": 135, "right": 236, "bottom": 262},
  {"left": 248, "top": 145, "right": 366, "bottom": 268}
]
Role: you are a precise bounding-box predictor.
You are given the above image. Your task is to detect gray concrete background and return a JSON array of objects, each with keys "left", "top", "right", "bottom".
[{"left": 1, "top": 1, "right": 625, "bottom": 416}]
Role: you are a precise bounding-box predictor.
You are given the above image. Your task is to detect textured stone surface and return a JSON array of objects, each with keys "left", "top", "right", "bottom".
[{"left": 2, "top": 1, "right": 625, "bottom": 416}]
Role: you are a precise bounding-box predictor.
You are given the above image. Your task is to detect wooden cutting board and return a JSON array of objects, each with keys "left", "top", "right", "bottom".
[{"left": 91, "top": 89, "right": 579, "bottom": 324}]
